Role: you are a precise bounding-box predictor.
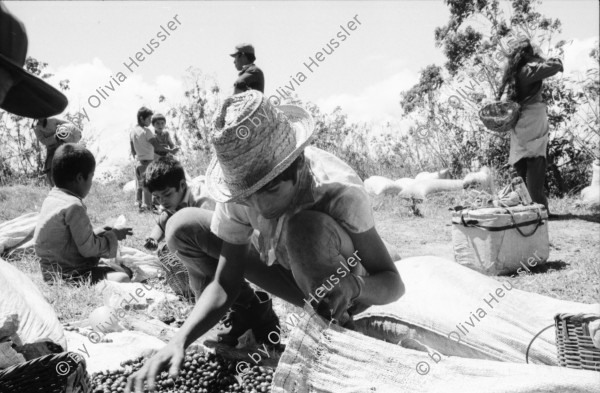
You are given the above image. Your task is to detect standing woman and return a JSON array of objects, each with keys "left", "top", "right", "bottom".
[{"left": 497, "top": 38, "right": 563, "bottom": 212}]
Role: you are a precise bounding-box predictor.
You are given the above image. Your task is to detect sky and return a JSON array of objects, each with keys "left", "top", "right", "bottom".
[{"left": 5, "top": 0, "right": 599, "bottom": 130}]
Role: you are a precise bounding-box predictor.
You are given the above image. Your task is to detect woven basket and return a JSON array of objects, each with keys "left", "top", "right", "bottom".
[
  {"left": 0, "top": 352, "right": 90, "bottom": 393},
  {"left": 555, "top": 313, "right": 600, "bottom": 371},
  {"left": 157, "top": 244, "right": 195, "bottom": 301},
  {"left": 479, "top": 101, "right": 520, "bottom": 132}
]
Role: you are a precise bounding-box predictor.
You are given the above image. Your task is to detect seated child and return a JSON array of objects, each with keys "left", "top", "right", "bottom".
[
  {"left": 151, "top": 113, "right": 179, "bottom": 160},
  {"left": 143, "top": 156, "right": 213, "bottom": 251},
  {"left": 34, "top": 143, "right": 133, "bottom": 284}
]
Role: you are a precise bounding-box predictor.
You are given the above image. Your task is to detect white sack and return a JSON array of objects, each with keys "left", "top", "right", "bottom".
[
  {"left": 356, "top": 257, "right": 600, "bottom": 365},
  {"left": 116, "top": 246, "right": 162, "bottom": 282},
  {"left": 581, "top": 161, "right": 600, "bottom": 209},
  {"left": 415, "top": 169, "right": 451, "bottom": 180},
  {"left": 395, "top": 177, "right": 415, "bottom": 190},
  {"left": 0, "top": 212, "right": 38, "bottom": 254},
  {"left": 399, "top": 179, "right": 464, "bottom": 199},
  {"left": 0, "top": 258, "right": 66, "bottom": 349},
  {"left": 273, "top": 308, "right": 600, "bottom": 393},
  {"left": 64, "top": 330, "right": 165, "bottom": 374},
  {"left": 463, "top": 166, "right": 492, "bottom": 191},
  {"left": 122, "top": 180, "right": 136, "bottom": 193},
  {"left": 96, "top": 281, "right": 178, "bottom": 311},
  {"left": 364, "top": 176, "right": 403, "bottom": 196}
]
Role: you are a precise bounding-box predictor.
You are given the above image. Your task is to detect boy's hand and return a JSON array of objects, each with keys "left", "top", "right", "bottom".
[
  {"left": 111, "top": 227, "right": 133, "bottom": 241},
  {"left": 125, "top": 340, "right": 185, "bottom": 393},
  {"left": 316, "top": 276, "right": 359, "bottom": 326},
  {"left": 144, "top": 237, "right": 159, "bottom": 251}
]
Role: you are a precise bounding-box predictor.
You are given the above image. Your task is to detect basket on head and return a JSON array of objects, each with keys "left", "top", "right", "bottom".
[
  {"left": 0, "top": 352, "right": 90, "bottom": 393},
  {"left": 157, "top": 244, "right": 195, "bottom": 302},
  {"left": 555, "top": 313, "right": 600, "bottom": 371},
  {"left": 479, "top": 101, "right": 520, "bottom": 133}
]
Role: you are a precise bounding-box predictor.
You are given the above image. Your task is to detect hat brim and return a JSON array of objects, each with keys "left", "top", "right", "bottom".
[
  {"left": 0, "top": 53, "right": 68, "bottom": 119},
  {"left": 229, "top": 52, "right": 239, "bottom": 57},
  {"left": 205, "top": 104, "right": 315, "bottom": 203}
]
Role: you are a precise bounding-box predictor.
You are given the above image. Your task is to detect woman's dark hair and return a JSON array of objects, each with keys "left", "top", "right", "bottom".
[
  {"left": 145, "top": 156, "right": 186, "bottom": 193},
  {"left": 51, "top": 143, "right": 96, "bottom": 187},
  {"left": 137, "top": 106, "right": 153, "bottom": 126},
  {"left": 497, "top": 38, "right": 540, "bottom": 101}
]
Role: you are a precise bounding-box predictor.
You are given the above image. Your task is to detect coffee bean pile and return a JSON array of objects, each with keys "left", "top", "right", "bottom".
[{"left": 90, "top": 351, "right": 274, "bottom": 393}]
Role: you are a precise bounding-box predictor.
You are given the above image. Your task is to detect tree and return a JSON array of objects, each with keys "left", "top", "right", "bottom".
[{"left": 400, "top": 0, "right": 598, "bottom": 195}]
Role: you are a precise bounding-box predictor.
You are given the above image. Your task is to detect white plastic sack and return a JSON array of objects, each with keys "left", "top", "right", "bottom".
[
  {"left": 189, "top": 175, "right": 216, "bottom": 210},
  {"left": 463, "top": 166, "right": 492, "bottom": 191},
  {"left": 64, "top": 330, "right": 165, "bottom": 374},
  {"left": 356, "top": 257, "right": 600, "bottom": 365},
  {"left": 581, "top": 161, "right": 600, "bottom": 209},
  {"left": 0, "top": 212, "right": 38, "bottom": 254},
  {"left": 0, "top": 258, "right": 66, "bottom": 349},
  {"left": 115, "top": 246, "right": 162, "bottom": 282},
  {"left": 274, "top": 307, "right": 600, "bottom": 393},
  {"left": 399, "top": 179, "right": 464, "bottom": 199},
  {"left": 364, "top": 176, "right": 403, "bottom": 196},
  {"left": 96, "top": 281, "right": 178, "bottom": 312},
  {"left": 415, "top": 169, "right": 451, "bottom": 180},
  {"left": 122, "top": 180, "right": 136, "bottom": 194}
]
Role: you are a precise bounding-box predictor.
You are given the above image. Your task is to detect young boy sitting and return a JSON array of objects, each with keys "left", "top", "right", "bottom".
[
  {"left": 126, "top": 91, "right": 405, "bottom": 391},
  {"left": 34, "top": 143, "right": 133, "bottom": 284},
  {"left": 151, "top": 113, "right": 179, "bottom": 160},
  {"left": 143, "top": 156, "right": 213, "bottom": 251}
]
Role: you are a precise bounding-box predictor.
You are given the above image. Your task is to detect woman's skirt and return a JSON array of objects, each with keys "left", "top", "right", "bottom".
[{"left": 509, "top": 102, "right": 549, "bottom": 165}]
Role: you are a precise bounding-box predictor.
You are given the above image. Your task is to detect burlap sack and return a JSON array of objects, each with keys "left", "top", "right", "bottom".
[
  {"left": 273, "top": 307, "right": 600, "bottom": 393},
  {"left": 356, "top": 257, "right": 600, "bottom": 365}
]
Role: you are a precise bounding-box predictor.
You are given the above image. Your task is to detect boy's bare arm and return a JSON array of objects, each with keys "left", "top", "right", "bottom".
[
  {"left": 321, "top": 227, "right": 404, "bottom": 323},
  {"left": 126, "top": 241, "right": 248, "bottom": 392},
  {"left": 349, "top": 227, "right": 404, "bottom": 305}
]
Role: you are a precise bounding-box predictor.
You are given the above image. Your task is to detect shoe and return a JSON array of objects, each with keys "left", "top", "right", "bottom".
[{"left": 217, "top": 290, "right": 280, "bottom": 347}]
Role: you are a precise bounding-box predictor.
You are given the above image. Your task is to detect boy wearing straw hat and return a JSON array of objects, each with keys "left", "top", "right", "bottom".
[{"left": 126, "top": 91, "right": 404, "bottom": 392}]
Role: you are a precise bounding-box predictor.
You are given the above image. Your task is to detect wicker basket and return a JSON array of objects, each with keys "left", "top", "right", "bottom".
[
  {"left": 0, "top": 352, "right": 90, "bottom": 393},
  {"left": 157, "top": 244, "right": 195, "bottom": 301},
  {"left": 479, "top": 101, "right": 521, "bottom": 133},
  {"left": 555, "top": 313, "right": 600, "bottom": 371}
]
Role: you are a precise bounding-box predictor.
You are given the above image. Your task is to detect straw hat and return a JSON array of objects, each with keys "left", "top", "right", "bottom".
[
  {"left": 0, "top": 3, "right": 67, "bottom": 118},
  {"left": 205, "top": 91, "right": 315, "bottom": 203}
]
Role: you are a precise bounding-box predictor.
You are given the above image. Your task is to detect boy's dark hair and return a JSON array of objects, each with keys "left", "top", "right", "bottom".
[
  {"left": 51, "top": 143, "right": 96, "bottom": 187},
  {"left": 258, "top": 152, "right": 304, "bottom": 193},
  {"left": 137, "top": 106, "right": 153, "bottom": 126},
  {"left": 151, "top": 113, "right": 166, "bottom": 125},
  {"left": 246, "top": 53, "right": 256, "bottom": 63},
  {"left": 145, "top": 156, "right": 186, "bottom": 193}
]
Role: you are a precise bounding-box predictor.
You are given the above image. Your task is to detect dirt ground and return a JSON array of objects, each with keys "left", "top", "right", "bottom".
[{"left": 373, "top": 193, "right": 600, "bottom": 304}]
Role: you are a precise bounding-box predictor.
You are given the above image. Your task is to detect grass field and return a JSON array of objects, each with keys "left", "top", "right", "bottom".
[{"left": 1, "top": 179, "right": 599, "bottom": 327}]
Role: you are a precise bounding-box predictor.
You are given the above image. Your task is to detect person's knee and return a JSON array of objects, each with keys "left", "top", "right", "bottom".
[
  {"left": 165, "top": 209, "right": 194, "bottom": 252},
  {"left": 285, "top": 211, "right": 342, "bottom": 252},
  {"left": 165, "top": 208, "right": 212, "bottom": 254}
]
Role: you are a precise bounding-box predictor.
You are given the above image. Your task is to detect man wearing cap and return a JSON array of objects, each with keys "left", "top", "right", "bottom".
[
  {"left": 231, "top": 43, "right": 265, "bottom": 94},
  {"left": 0, "top": 2, "right": 67, "bottom": 118},
  {"left": 126, "top": 91, "right": 404, "bottom": 392}
]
